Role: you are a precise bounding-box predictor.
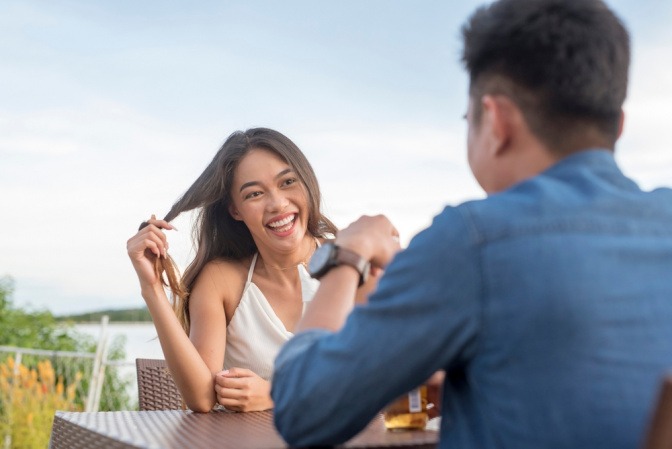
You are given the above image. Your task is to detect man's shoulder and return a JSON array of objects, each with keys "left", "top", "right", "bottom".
[
  {"left": 453, "top": 158, "right": 672, "bottom": 244},
  {"left": 448, "top": 186, "right": 544, "bottom": 243}
]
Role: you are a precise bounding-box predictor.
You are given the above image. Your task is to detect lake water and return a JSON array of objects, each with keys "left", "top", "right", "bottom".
[
  {"left": 74, "top": 322, "right": 164, "bottom": 406},
  {"left": 75, "top": 322, "right": 164, "bottom": 362}
]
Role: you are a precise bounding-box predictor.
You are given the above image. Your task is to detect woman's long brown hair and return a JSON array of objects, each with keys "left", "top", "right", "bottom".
[{"left": 153, "top": 128, "right": 337, "bottom": 335}]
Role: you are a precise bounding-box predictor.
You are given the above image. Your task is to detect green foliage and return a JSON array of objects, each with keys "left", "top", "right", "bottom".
[
  {"left": 0, "top": 277, "right": 77, "bottom": 351},
  {"left": 57, "top": 307, "right": 152, "bottom": 323},
  {"left": 0, "top": 276, "right": 132, "bottom": 412}
]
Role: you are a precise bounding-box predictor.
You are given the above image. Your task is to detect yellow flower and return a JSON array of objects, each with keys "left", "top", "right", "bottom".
[
  {"left": 0, "top": 363, "right": 10, "bottom": 378},
  {"left": 0, "top": 378, "right": 9, "bottom": 394},
  {"left": 0, "top": 357, "right": 85, "bottom": 448},
  {"left": 66, "top": 384, "right": 76, "bottom": 402}
]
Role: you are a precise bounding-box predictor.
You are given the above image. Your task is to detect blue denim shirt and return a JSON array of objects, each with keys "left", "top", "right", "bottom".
[{"left": 272, "top": 149, "right": 672, "bottom": 449}]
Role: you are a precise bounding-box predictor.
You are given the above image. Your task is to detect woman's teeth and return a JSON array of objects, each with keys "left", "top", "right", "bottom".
[{"left": 268, "top": 215, "right": 295, "bottom": 232}]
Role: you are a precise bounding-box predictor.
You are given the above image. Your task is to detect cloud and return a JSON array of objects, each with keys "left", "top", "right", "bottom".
[
  {"left": 2, "top": 0, "right": 671, "bottom": 315},
  {"left": 617, "top": 34, "right": 672, "bottom": 190}
]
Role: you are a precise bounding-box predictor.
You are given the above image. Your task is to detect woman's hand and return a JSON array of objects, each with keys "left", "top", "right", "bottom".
[
  {"left": 126, "top": 215, "right": 175, "bottom": 287},
  {"left": 214, "top": 368, "right": 274, "bottom": 412}
]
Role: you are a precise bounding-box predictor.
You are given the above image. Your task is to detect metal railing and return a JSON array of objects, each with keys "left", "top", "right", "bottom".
[{"left": 0, "top": 316, "right": 135, "bottom": 413}]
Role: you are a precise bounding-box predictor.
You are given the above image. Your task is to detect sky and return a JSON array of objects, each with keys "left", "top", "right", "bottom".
[{"left": 1, "top": 1, "right": 671, "bottom": 315}]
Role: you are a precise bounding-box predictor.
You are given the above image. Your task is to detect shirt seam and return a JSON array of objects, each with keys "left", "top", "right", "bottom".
[
  {"left": 479, "top": 218, "right": 672, "bottom": 243},
  {"left": 456, "top": 204, "right": 487, "bottom": 364}
]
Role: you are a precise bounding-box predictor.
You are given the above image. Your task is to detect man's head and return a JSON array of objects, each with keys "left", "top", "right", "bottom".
[{"left": 461, "top": 0, "right": 630, "bottom": 192}]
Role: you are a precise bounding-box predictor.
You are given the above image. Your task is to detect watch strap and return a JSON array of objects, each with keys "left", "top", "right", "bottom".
[
  {"left": 309, "top": 243, "right": 370, "bottom": 287},
  {"left": 334, "top": 247, "right": 370, "bottom": 286},
  {"left": 336, "top": 246, "right": 369, "bottom": 285}
]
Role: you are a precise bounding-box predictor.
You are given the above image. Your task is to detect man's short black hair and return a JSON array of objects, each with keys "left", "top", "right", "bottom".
[{"left": 462, "top": 0, "right": 630, "bottom": 153}]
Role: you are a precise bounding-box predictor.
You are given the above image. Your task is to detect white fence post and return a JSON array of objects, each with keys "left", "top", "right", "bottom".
[
  {"left": 90, "top": 330, "right": 110, "bottom": 412},
  {"left": 85, "top": 315, "right": 109, "bottom": 412},
  {"left": 12, "top": 349, "right": 21, "bottom": 376},
  {"left": 4, "top": 350, "right": 22, "bottom": 449}
]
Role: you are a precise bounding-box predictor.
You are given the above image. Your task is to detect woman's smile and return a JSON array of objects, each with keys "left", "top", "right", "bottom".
[{"left": 266, "top": 213, "right": 298, "bottom": 236}]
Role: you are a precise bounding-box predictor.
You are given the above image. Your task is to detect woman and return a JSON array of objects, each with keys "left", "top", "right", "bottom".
[{"left": 126, "top": 128, "right": 341, "bottom": 412}]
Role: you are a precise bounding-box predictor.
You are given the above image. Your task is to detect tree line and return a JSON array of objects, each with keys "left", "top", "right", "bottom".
[{"left": 56, "top": 307, "right": 152, "bottom": 323}]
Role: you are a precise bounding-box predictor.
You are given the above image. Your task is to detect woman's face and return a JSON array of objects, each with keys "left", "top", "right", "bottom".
[{"left": 229, "top": 148, "right": 310, "bottom": 254}]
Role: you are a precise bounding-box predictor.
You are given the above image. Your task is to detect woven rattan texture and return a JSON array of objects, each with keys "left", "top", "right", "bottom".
[
  {"left": 50, "top": 414, "right": 134, "bottom": 449},
  {"left": 136, "top": 358, "right": 185, "bottom": 411},
  {"left": 50, "top": 409, "right": 437, "bottom": 449}
]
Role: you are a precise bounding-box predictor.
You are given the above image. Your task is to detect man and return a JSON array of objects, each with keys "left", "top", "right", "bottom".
[{"left": 271, "top": 0, "right": 672, "bottom": 447}]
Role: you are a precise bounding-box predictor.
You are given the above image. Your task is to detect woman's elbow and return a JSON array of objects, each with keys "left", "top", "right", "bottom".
[{"left": 185, "top": 396, "right": 215, "bottom": 413}]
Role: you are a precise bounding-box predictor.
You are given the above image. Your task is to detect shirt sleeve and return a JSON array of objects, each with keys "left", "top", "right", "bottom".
[{"left": 272, "top": 206, "right": 483, "bottom": 447}]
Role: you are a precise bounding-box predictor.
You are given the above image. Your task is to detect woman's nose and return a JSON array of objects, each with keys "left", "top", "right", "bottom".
[{"left": 266, "top": 190, "right": 289, "bottom": 211}]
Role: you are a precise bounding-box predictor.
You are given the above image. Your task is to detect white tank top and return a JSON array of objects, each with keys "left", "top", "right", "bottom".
[{"left": 223, "top": 253, "right": 320, "bottom": 381}]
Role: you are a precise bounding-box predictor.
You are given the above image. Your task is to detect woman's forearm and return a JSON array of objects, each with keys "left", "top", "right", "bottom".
[{"left": 141, "top": 284, "right": 217, "bottom": 412}]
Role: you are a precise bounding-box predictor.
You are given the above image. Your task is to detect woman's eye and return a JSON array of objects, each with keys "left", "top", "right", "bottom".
[
  {"left": 244, "top": 191, "right": 262, "bottom": 200},
  {"left": 282, "top": 178, "right": 297, "bottom": 187}
]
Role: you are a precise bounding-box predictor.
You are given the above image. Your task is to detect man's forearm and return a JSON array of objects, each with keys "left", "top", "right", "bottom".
[{"left": 296, "top": 264, "right": 360, "bottom": 333}]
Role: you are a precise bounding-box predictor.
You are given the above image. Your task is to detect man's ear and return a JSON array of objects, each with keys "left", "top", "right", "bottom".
[
  {"left": 481, "top": 95, "right": 514, "bottom": 157},
  {"left": 617, "top": 109, "right": 625, "bottom": 139},
  {"left": 228, "top": 204, "right": 243, "bottom": 221}
]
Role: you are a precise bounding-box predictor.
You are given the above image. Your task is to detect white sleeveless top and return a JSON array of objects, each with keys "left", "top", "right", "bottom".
[{"left": 223, "top": 253, "right": 320, "bottom": 381}]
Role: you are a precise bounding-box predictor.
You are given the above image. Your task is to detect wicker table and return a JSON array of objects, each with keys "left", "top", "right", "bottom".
[{"left": 49, "top": 409, "right": 438, "bottom": 449}]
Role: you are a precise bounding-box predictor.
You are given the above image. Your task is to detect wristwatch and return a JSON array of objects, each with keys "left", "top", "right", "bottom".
[{"left": 308, "top": 242, "right": 370, "bottom": 286}]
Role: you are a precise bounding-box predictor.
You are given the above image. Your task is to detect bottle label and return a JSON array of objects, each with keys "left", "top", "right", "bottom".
[{"left": 408, "top": 388, "right": 421, "bottom": 413}]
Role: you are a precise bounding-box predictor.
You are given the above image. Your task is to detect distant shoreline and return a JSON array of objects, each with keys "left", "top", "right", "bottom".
[
  {"left": 56, "top": 307, "right": 152, "bottom": 323},
  {"left": 74, "top": 321, "right": 153, "bottom": 325}
]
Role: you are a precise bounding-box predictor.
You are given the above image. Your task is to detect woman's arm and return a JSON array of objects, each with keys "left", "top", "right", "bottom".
[
  {"left": 189, "top": 261, "right": 276, "bottom": 412},
  {"left": 127, "top": 217, "right": 228, "bottom": 412}
]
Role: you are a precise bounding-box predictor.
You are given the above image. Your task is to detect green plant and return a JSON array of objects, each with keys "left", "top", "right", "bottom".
[
  {"left": 0, "top": 276, "right": 132, "bottom": 412},
  {"left": 0, "top": 277, "right": 78, "bottom": 351}
]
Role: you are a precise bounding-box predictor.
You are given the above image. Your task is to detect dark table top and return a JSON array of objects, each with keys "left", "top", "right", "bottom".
[{"left": 49, "top": 409, "right": 438, "bottom": 449}]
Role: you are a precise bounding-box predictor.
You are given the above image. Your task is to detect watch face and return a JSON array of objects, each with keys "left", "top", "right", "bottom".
[{"left": 308, "top": 243, "right": 334, "bottom": 277}]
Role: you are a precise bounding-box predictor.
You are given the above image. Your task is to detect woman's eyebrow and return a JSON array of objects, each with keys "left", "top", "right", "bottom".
[
  {"left": 275, "top": 168, "right": 294, "bottom": 179},
  {"left": 239, "top": 180, "right": 259, "bottom": 192}
]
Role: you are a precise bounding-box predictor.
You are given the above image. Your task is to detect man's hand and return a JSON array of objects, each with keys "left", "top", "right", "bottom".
[
  {"left": 426, "top": 370, "right": 444, "bottom": 419},
  {"left": 336, "top": 215, "right": 401, "bottom": 270}
]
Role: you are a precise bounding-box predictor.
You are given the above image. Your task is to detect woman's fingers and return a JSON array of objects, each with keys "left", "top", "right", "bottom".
[
  {"left": 127, "top": 215, "right": 177, "bottom": 286},
  {"left": 216, "top": 389, "right": 244, "bottom": 410},
  {"left": 146, "top": 214, "right": 175, "bottom": 231},
  {"left": 223, "top": 367, "right": 253, "bottom": 377},
  {"left": 214, "top": 369, "right": 254, "bottom": 401},
  {"left": 128, "top": 230, "right": 166, "bottom": 259},
  {"left": 215, "top": 375, "right": 248, "bottom": 390},
  {"left": 142, "top": 239, "right": 161, "bottom": 259},
  {"left": 142, "top": 223, "right": 170, "bottom": 250},
  {"left": 215, "top": 380, "right": 250, "bottom": 411},
  {"left": 214, "top": 368, "right": 272, "bottom": 412},
  {"left": 216, "top": 385, "right": 247, "bottom": 400},
  {"left": 128, "top": 222, "right": 172, "bottom": 258}
]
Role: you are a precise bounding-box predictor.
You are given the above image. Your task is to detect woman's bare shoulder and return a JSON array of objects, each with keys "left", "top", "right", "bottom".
[
  {"left": 203, "top": 257, "right": 250, "bottom": 277},
  {"left": 191, "top": 257, "right": 252, "bottom": 307}
]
